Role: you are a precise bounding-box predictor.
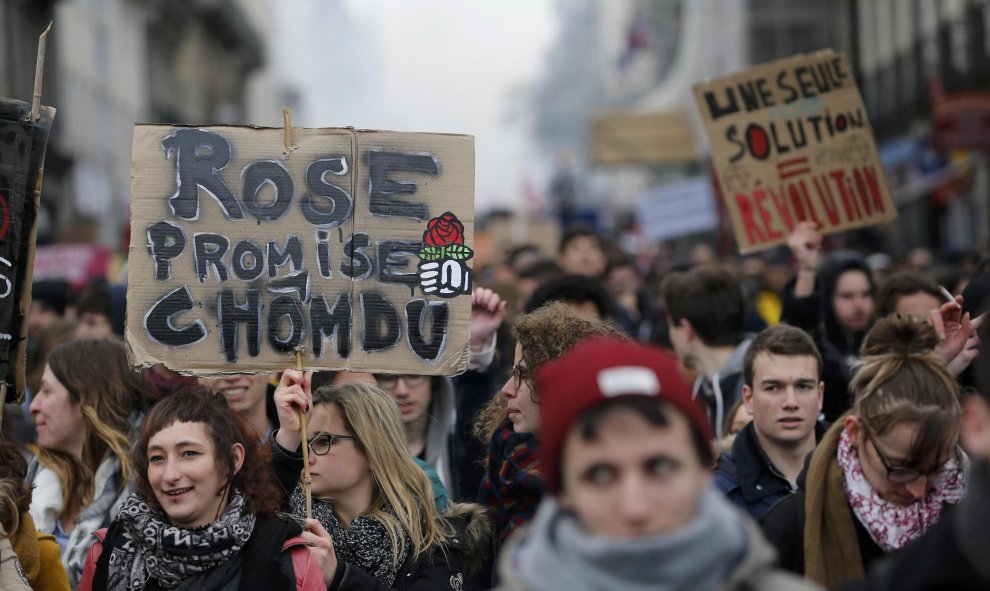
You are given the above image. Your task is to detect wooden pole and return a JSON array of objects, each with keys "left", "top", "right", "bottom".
[
  {"left": 282, "top": 106, "right": 296, "bottom": 157},
  {"left": 295, "top": 348, "right": 312, "bottom": 520},
  {"left": 31, "top": 23, "right": 52, "bottom": 121}
]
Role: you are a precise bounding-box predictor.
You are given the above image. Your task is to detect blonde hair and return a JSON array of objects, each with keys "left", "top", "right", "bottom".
[{"left": 312, "top": 382, "right": 449, "bottom": 565}]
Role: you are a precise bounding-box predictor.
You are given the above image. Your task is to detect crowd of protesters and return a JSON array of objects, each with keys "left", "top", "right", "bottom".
[{"left": 2, "top": 218, "right": 989, "bottom": 590}]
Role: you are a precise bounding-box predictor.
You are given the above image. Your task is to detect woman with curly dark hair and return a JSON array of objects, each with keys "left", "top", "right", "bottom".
[
  {"left": 475, "top": 302, "right": 626, "bottom": 544},
  {"left": 77, "top": 387, "right": 325, "bottom": 590}
]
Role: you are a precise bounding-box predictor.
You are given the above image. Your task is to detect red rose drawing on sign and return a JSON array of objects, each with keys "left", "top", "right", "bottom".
[
  {"left": 418, "top": 212, "right": 473, "bottom": 298},
  {"left": 423, "top": 212, "right": 465, "bottom": 247}
]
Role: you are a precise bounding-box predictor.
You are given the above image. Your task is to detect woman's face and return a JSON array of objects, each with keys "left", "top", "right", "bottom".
[
  {"left": 29, "top": 365, "right": 85, "bottom": 456},
  {"left": 147, "top": 421, "right": 244, "bottom": 529},
  {"left": 306, "top": 403, "right": 372, "bottom": 501},
  {"left": 846, "top": 416, "right": 955, "bottom": 506},
  {"left": 501, "top": 343, "right": 542, "bottom": 435}
]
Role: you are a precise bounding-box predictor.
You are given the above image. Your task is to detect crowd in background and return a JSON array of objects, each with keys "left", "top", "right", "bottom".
[{"left": 1, "top": 217, "right": 988, "bottom": 590}]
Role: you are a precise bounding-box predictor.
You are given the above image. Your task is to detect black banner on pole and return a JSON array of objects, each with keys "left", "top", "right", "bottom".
[{"left": 0, "top": 98, "right": 54, "bottom": 401}]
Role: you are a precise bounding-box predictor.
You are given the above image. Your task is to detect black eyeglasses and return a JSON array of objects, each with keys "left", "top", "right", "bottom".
[
  {"left": 865, "top": 433, "right": 958, "bottom": 484},
  {"left": 510, "top": 364, "right": 531, "bottom": 390},
  {"left": 307, "top": 433, "right": 355, "bottom": 456},
  {"left": 374, "top": 374, "right": 429, "bottom": 389}
]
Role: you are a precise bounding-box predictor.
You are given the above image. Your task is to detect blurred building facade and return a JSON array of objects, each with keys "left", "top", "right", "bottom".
[
  {"left": 0, "top": 0, "right": 275, "bottom": 251},
  {"left": 533, "top": 0, "right": 990, "bottom": 256}
]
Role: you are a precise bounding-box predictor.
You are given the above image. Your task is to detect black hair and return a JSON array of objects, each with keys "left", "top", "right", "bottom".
[
  {"left": 876, "top": 272, "right": 941, "bottom": 318},
  {"left": 743, "top": 324, "right": 823, "bottom": 387},
  {"left": 573, "top": 397, "right": 714, "bottom": 467},
  {"left": 660, "top": 266, "right": 744, "bottom": 347},
  {"left": 558, "top": 226, "right": 602, "bottom": 255},
  {"left": 525, "top": 274, "right": 612, "bottom": 318}
]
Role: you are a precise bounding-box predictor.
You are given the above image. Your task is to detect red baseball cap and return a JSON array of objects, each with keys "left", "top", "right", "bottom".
[{"left": 535, "top": 335, "right": 710, "bottom": 493}]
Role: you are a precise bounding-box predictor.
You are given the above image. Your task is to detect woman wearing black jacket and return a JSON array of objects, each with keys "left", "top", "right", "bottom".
[{"left": 272, "top": 375, "right": 491, "bottom": 590}]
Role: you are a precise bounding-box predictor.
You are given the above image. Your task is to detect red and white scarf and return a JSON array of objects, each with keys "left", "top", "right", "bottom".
[{"left": 837, "top": 428, "right": 966, "bottom": 552}]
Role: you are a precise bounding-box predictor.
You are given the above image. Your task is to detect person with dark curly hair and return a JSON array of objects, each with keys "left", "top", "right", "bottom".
[
  {"left": 475, "top": 302, "right": 625, "bottom": 545},
  {"left": 77, "top": 387, "right": 325, "bottom": 590}
]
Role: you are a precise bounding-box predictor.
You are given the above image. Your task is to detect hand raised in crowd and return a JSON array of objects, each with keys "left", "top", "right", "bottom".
[
  {"left": 301, "top": 518, "right": 338, "bottom": 587},
  {"left": 787, "top": 221, "right": 822, "bottom": 272},
  {"left": 947, "top": 314, "right": 982, "bottom": 376},
  {"left": 927, "top": 294, "right": 982, "bottom": 374},
  {"left": 787, "top": 221, "right": 822, "bottom": 298},
  {"left": 273, "top": 369, "right": 313, "bottom": 452},
  {"left": 469, "top": 286, "right": 507, "bottom": 349}
]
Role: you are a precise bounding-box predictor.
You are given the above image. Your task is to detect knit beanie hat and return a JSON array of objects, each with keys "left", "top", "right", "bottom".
[{"left": 535, "top": 335, "right": 711, "bottom": 493}]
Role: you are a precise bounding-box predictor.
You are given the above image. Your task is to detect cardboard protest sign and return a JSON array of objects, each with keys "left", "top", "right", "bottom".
[
  {"left": 0, "top": 98, "right": 55, "bottom": 400},
  {"left": 693, "top": 50, "right": 896, "bottom": 254},
  {"left": 127, "top": 125, "right": 474, "bottom": 375}
]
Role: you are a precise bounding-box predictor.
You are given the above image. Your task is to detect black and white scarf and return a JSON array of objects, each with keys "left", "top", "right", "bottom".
[
  {"left": 107, "top": 490, "right": 256, "bottom": 591},
  {"left": 289, "top": 486, "right": 409, "bottom": 587}
]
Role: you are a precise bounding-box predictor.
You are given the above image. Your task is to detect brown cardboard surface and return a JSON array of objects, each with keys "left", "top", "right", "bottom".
[
  {"left": 126, "top": 125, "right": 474, "bottom": 375},
  {"left": 692, "top": 50, "right": 897, "bottom": 254},
  {"left": 590, "top": 110, "right": 697, "bottom": 165}
]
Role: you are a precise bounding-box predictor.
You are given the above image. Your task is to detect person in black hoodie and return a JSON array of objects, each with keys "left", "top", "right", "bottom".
[{"left": 781, "top": 223, "right": 874, "bottom": 421}]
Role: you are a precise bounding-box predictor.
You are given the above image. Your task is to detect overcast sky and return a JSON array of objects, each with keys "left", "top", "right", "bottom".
[{"left": 275, "top": 0, "right": 558, "bottom": 213}]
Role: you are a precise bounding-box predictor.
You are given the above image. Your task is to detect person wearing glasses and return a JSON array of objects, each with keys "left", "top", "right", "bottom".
[
  {"left": 473, "top": 302, "right": 625, "bottom": 545},
  {"left": 760, "top": 314, "right": 967, "bottom": 589},
  {"left": 373, "top": 287, "right": 507, "bottom": 502},
  {"left": 271, "top": 376, "right": 491, "bottom": 590}
]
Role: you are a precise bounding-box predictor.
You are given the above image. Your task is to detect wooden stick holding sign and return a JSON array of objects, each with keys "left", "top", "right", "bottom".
[
  {"left": 31, "top": 22, "right": 51, "bottom": 121},
  {"left": 294, "top": 347, "right": 312, "bottom": 520}
]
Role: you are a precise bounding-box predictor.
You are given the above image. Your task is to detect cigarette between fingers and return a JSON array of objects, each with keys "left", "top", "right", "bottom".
[{"left": 938, "top": 285, "right": 959, "bottom": 306}]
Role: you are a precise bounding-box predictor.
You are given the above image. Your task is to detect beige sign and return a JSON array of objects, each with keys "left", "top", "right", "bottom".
[
  {"left": 127, "top": 125, "right": 475, "bottom": 375},
  {"left": 693, "top": 50, "right": 897, "bottom": 254}
]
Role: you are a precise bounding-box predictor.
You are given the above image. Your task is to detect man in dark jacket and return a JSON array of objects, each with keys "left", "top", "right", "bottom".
[
  {"left": 714, "top": 324, "right": 827, "bottom": 518},
  {"left": 662, "top": 266, "right": 753, "bottom": 438}
]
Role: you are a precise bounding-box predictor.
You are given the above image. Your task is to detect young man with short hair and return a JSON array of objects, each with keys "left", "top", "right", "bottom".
[
  {"left": 875, "top": 272, "right": 943, "bottom": 320},
  {"left": 556, "top": 227, "right": 606, "bottom": 278},
  {"left": 661, "top": 266, "right": 753, "bottom": 437},
  {"left": 714, "top": 324, "right": 826, "bottom": 518},
  {"left": 496, "top": 336, "right": 818, "bottom": 591}
]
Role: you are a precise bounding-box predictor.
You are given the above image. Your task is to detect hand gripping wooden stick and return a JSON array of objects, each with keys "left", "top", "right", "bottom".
[{"left": 295, "top": 348, "right": 312, "bottom": 520}]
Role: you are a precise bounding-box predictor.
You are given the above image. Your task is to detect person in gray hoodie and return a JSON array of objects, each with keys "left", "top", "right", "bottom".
[
  {"left": 375, "top": 287, "right": 506, "bottom": 501},
  {"left": 496, "top": 336, "right": 820, "bottom": 591},
  {"left": 662, "top": 266, "right": 754, "bottom": 438}
]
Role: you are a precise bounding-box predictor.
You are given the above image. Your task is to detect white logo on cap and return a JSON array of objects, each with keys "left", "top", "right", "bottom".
[{"left": 597, "top": 367, "right": 660, "bottom": 398}]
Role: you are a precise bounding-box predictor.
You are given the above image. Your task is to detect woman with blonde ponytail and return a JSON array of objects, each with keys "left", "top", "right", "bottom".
[
  {"left": 273, "top": 377, "right": 491, "bottom": 590},
  {"left": 761, "top": 315, "right": 967, "bottom": 589},
  {"left": 27, "top": 338, "right": 150, "bottom": 586}
]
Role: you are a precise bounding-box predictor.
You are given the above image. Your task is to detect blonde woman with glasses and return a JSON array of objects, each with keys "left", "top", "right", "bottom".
[{"left": 272, "top": 377, "right": 492, "bottom": 590}]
